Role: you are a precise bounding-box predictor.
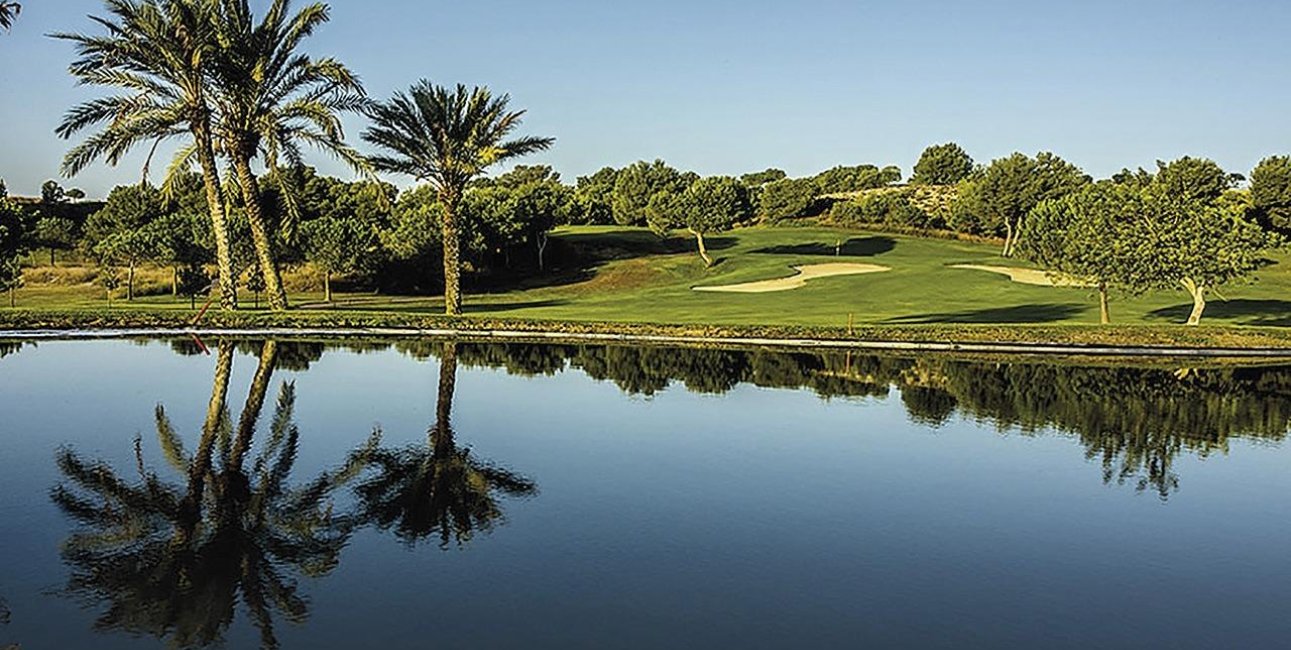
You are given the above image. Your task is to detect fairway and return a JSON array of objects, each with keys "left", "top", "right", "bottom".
[{"left": 15, "top": 225, "right": 1291, "bottom": 329}]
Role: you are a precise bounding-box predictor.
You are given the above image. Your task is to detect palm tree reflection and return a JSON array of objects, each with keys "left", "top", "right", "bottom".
[
  {"left": 52, "top": 341, "right": 372, "bottom": 650},
  {"left": 353, "top": 341, "right": 538, "bottom": 547}
]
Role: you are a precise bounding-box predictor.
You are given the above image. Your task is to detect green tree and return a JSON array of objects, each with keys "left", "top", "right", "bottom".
[
  {"left": 0, "top": 1, "right": 19, "bottom": 31},
  {"left": 966, "top": 152, "right": 1088, "bottom": 256},
  {"left": 573, "top": 167, "right": 619, "bottom": 225},
  {"left": 301, "top": 214, "right": 381, "bottom": 301},
  {"left": 86, "top": 184, "right": 165, "bottom": 301},
  {"left": 363, "top": 81, "right": 554, "bottom": 315},
  {"left": 813, "top": 164, "right": 901, "bottom": 194},
  {"left": 1018, "top": 183, "right": 1140, "bottom": 324},
  {"left": 208, "top": 0, "right": 371, "bottom": 312},
  {"left": 1152, "top": 156, "right": 1240, "bottom": 203},
  {"left": 611, "top": 160, "right": 692, "bottom": 226},
  {"left": 1250, "top": 155, "right": 1291, "bottom": 234},
  {"left": 740, "top": 168, "right": 787, "bottom": 186},
  {"left": 676, "top": 176, "right": 750, "bottom": 267},
  {"left": 0, "top": 195, "right": 27, "bottom": 308},
  {"left": 758, "top": 177, "right": 820, "bottom": 223},
  {"left": 56, "top": 0, "right": 240, "bottom": 310},
  {"left": 33, "top": 216, "right": 78, "bottom": 266},
  {"left": 912, "top": 142, "right": 974, "bottom": 185}
]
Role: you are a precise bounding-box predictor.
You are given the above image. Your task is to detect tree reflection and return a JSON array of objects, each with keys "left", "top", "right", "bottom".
[
  {"left": 352, "top": 341, "right": 538, "bottom": 547},
  {"left": 52, "top": 341, "right": 372, "bottom": 649}
]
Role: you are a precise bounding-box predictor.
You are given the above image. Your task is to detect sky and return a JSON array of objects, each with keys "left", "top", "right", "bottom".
[{"left": 0, "top": 0, "right": 1289, "bottom": 198}]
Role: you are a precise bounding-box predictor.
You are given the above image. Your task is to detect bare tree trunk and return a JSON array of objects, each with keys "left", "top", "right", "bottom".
[
  {"left": 440, "top": 193, "right": 463, "bottom": 316},
  {"left": 192, "top": 119, "right": 237, "bottom": 311},
  {"left": 172, "top": 266, "right": 179, "bottom": 297},
  {"left": 537, "top": 233, "right": 549, "bottom": 271},
  {"left": 127, "top": 261, "right": 135, "bottom": 302},
  {"left": 50, "top": 248, "right": 56, "bottom": 267},
  {"left": 1181, "top": 278, "right": 1207, "bottom": 326},
  {"left": 233, "top": 156, "right": 288, "bottom": 311},
  {"left": 324, "top": 271, "right": 332, "bottom": 302},
  {"left": 691, "top": 228, "right": 713, "bottom": 267},
  {"left": 1002, "top": 219, "right": 1015, "bottom": 257},
  {"left": 1098, "top": 282, "right": 1110, "bottom": 325}
]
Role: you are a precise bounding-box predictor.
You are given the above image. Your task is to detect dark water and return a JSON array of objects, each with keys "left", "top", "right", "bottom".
[{"left": 2, "top": 338, "right": 1291, "bottom": 649}]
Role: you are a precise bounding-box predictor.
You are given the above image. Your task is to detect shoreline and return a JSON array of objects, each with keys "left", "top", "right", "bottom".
[{"left": 5, "top": 322, "right": 1291, "bottom": 358}]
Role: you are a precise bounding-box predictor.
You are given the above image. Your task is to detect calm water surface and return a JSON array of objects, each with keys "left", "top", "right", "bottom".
[{"left": 1, "top": 338, "right": 1290, "bottom": 649}]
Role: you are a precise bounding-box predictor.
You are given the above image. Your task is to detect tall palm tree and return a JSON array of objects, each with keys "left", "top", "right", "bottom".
[
  {"left": 54, "top": 0, "right": 240, "bottom": 310},
  {"left": 52, "top": 341, "right": 373, "bottom": 649},
  {"left": 363, "top": 83, "right": 553, "bottom": 315},
  {"left": 0, "top": 2, "right": 20, "bottom": 31},
  {"left": 351, "top": 341, "right": 538, "bottom": 546},
  {"left": 208, "top": 0, "right": 371, "bottom": 311}
]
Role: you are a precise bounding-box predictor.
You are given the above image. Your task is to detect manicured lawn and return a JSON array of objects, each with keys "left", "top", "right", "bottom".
[{"left": 10, "top": 225, "right": 1291, "bottom": 328}]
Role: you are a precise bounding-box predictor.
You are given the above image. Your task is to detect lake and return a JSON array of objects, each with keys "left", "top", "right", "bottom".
[{"left": 1, "top": 337, "right": 1290, "bottom": 649}]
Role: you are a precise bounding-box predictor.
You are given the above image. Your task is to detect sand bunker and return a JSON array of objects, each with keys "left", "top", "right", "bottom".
[
  {"left": 949, "top": 264, "right": 1093, "bottom": 288},
  {"left": 694, "top": 263, "right": 890, "bottom": 293}
]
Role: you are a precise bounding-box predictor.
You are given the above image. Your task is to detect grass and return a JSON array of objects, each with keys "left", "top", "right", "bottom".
[{"left": 6, "top": 224, "right": 1291, "bottom": 347}]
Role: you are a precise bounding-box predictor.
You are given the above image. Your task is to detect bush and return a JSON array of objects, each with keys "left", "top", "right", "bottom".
[
  {"left": 829, "top": 190, "right": 940, "bottom": 230},
  {"left": 759, "top": 178, "right": 822, "bottom": 224}
]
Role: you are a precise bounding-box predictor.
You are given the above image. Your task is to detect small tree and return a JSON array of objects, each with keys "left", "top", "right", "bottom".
[
  {"left": 244, "top": 263, "right": 267, "bottom": 309},
  {"left": 33, "top": 216, "right": 78, "bottom": 266},
  {"left": 1018, "top": 183, "right": 1139, "bottom": 324},
  {"left": 969, "top": 152, "right": 1087, "bottom": 256},
  {"left": 301, "top": 215, "right": 381, "bottom": 302},
  {"left": 0, "top": 195, "right": 28, "bottom": 307},
  {"left": 98, "top": 263, "right": 122, "bottom": 306},
  {"left": 912, "top": 143, "right": 974, "bottom": 185},
  {"left": 93, "top": 229, "right": 158, "bottom": 301},
  {"left": 1250, "top": 155, "right": 1291, "bottom": 235},
  {"left": 177, "top": 263, "right": 209, "bottom": 309},
  {"left": 758, "top": 178, "right": 820, "bottom": 223},
  {"left": 677, "top": 176, "right": 750, "bottom": 267}
]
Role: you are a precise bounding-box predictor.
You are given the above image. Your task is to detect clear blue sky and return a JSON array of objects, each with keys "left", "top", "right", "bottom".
[{"left": 0, "top": 0, "right": 1288, "bottom": 198}]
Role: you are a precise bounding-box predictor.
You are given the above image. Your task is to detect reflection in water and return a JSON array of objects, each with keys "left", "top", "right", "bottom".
[
  {"left": 0, "top": 593, "right": 14, "bottom": 650},
  {"left": 51, "top": 341, "right": 372, "bottom": 650},
  {"left": 352, "top": 342, "right": 539, "bottom": 547},
  {"left": 397, "top": 341, "right": 1291, "bottom": 499}
]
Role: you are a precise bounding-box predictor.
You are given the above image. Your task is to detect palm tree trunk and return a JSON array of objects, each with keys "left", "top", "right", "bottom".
[
  {"left": 432, "top": 341, "right": 458, "bottom": 453},
  {"left": 440, "top": 195, "right": 463, "bottom": 316},
  {"left": 192, "top": 120, "right": 238, "bottom": 311},
  {"left": 232, "top": 157, "right": 289, "bottom": 311},
  {"left": 231, "top": 339, "right": 279, "bottom": 469},
  {"left": 179, "top": 343, "right": 235, "bottom": 537}
]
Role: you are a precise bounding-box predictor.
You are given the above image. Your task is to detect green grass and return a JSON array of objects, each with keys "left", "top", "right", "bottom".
[{"left": 7, "top": 224, "right": 1291, "bottom": 338}]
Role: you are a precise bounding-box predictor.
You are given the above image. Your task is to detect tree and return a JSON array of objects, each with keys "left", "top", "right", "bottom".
[
  {"left": 675, "top": 176, "right": 750, "bottom": 267},
  {"left": 56, "top": 0, "right": 240, "bottom": 310},
  {"left": 912, "top": 143, "right": 974, "bottom": 185},
  {"left": 0, "top": 195, "right": 27, "bottom": 308},
  {"left": 740, "top": 168, "right": 787, "bottom": 186},
  {"left": 758, "top": 177, "right": 820, "bottom": 223},
  {"left": 1018, "top": 183, "right": 1141, "bottom": 324},
  {"left": 33, "top": 216, "right": 77, "bottom": 266},
  {"left": 611, "top": 160, "right": 693, "bottom": 227},
  {"left": 1250, "top": 155, "right": 1291, "bottom": 235},
  {"left": 573, "top": 167, "right": 619, "bottom": 225},
  {"left": 0, "top": 1, "right": 19, "bottom": 31},
  {"left": 86, "top": 184, "right": 164, "bottom": 301},
  {"left": 1128, "top": 191, "right": 1269, "bottom": 325},
  {"left": 967, "top": 152, "right": 1087, "bottom": 256},
  {"left": 301, "top": 214, "right": 381, "bottom": 302},
  {"left": 208, "top": 0, "right": 372, "bottom": 312},
  {"left": 507, "top": 180, "right": 575, "bottom": 270},
  {"left": 813, "top": 164, "right": 901, "bottom": 194},
  {"left": 1152, "top": 156, "right": 1239, "bottom": 203},
  {"left": 363, "top": 81, "right": 553, "bottom": 316}
]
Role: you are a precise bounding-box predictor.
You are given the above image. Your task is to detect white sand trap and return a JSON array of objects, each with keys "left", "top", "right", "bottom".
[
  {"left": 694, "top": 263, "right": 891, "bottom": 293},
  {"left": 950, "top": 264, "right": 1093, "bottom": 288}
]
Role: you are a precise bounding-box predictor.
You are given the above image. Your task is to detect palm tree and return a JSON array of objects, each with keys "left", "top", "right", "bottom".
[
  {"left": 52, "top": 341, "right": 373, "bottom": 649},
  {"left": 351, "top": 341, "right": 538, "bottom": 546},
  {"left": 0, "top": 2, "right": 20, "bottom": 31},
  {"left": 208, "top": 0, "right": 371, "bottom": 311},
  {"left": 55, "top": 0, "right": 240, "bottom": 310},
  {"left": 363, "top": 83, "right": 553, "bottom": 315}
]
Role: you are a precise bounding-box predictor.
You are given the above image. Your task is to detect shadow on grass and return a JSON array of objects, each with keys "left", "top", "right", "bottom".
[
  {"left": 753, "top": 236, "right": 896, "bottom": 258},
  {"left": 1148, "top": 299, "right": 1291, "bottom": 326},
  {"left": 465, "top": 300, "right": 571, "bottom": 314},
  {"left": 885, "top": 303, "right": 1089, "bottom": 324}
]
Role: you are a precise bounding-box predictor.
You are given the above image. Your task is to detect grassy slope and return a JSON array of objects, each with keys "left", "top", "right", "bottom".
[{"left": 7, "top": 225, "right": 1291, "bottom": 334}]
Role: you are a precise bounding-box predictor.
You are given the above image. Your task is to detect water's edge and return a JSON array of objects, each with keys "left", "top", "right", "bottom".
[{"left": 3, "top": 327, "right": 1291, "bottom": 358}]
